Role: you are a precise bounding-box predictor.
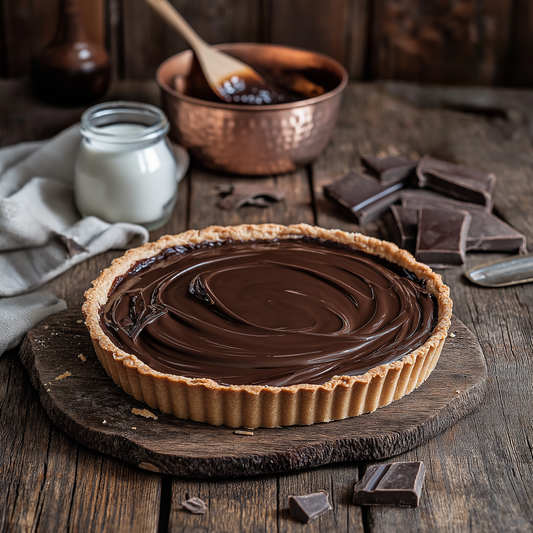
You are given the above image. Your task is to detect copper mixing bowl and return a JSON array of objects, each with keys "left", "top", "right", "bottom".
[{"left": 156, "top": 43, "right": 348, "bottom": 175}]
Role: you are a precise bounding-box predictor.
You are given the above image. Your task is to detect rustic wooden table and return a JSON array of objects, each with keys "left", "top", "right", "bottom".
[{"left": 2, "top": 79, "right": 533, "bottom": 532}]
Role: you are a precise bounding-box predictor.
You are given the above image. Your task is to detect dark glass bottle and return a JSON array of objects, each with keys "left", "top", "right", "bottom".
[{"left": 32, "top": 0, "right": 111, "bottom": 106}]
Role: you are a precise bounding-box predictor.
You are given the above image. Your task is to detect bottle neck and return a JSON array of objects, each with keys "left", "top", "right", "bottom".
[{"left": 54, "top": 0, "right": 88, "bottom": 44}]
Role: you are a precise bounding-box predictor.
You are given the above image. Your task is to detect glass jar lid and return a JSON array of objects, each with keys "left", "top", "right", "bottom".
[{"left": 80, "top": 101, "right": 170, "bottom": 145}]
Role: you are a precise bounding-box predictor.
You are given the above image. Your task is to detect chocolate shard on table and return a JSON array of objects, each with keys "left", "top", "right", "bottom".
[
  {"left": 362, "top": 154, "right": 418, "bottom": 185},
  {"left": 323, "top": 170, "right": 404, "bottom": 224},
  {"left": 402, "top": 190, "right": 527, "bottom": 254},
  {"left": 216, "top": 183, "right": 286, "bottom": 210},
  {"left": 417, "top": 155, "right": 496, "bottom": 209},
  {"left": 181, "top": 496, "right": 207, "bottom": 514},
  {"left": 416, "top": 207, "right": 471, "bottom": 268},
  {"left": 288, "top": 491, "right": 332, "bottom": 523},
  {"left": 353, "top": 462, "right": 425, "bottom": 507},
  {"left": 389, "top": 205, "right": 418, "bottom": 253}
]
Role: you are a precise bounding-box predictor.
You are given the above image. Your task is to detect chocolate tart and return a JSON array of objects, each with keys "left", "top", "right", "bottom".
[{"left": 83, "top": 224, "right": 452, "bottom": 428}]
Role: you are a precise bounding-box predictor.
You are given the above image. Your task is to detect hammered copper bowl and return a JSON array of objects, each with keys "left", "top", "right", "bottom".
[{"left": 156, "top": 43, "right": 348, "bottom": 175}]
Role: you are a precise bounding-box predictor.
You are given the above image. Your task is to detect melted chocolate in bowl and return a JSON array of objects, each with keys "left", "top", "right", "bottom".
[
  {"left": 100, "top": 238, "right": 438, "bottom": 387},
  {"left": 173, "top": 53, "right": 337, "bottom": 105}
]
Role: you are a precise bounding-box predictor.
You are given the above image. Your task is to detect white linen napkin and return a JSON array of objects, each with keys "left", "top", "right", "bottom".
[{"left": 0, "top": 125, "right": 153, "bottom": 356}]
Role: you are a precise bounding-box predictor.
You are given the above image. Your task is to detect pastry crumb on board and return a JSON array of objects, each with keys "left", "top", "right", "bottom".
[{"left": 132, "top": 408, "right": 158, "bottom": 420}]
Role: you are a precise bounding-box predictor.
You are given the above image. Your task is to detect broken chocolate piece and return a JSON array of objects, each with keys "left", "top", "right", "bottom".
[
  {"left": 417, "top": 155, "right": 496, "bottom": 208},
  {"left": 362, "top": 154, "right": 418, "bottom": 185},
  {"left": 217, "top": 183, "right": 286, "bottom": 210},
  {"left": 402, "top": 190, "right": 527, "bottom": 254},
  {"left": 323, "top": 171, "right": 404, "bottom": 224},
  {"left": 55, "top": 233, "right": 88, "bottom": 257},
  {"left": 389, "top": 205, "right": 418, "bottom": 252},
  {"left": 181, "top": 497, "right": 207, "bottom": 515},
  {"left": 353, "top": 462, "right": 425, "bottom": 507},
  {"left": 416, "top": 207, "right": 471, "bottom": 268},
  {"left": 288, "top": 491, "right": 332, "bottom": 523}
]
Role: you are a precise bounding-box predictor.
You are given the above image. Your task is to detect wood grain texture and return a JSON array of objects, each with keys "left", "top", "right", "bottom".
[
  {"left": 122, "top": 0, "right": 261, "bottom": 79},
  {"left": 19, "top": 310, "right": 486, "bottom": 478},
  {"left": 0, "top": 348, "right": 161, "bottom": 533},
  {"left": 269, "top": 0, "right": 350, "bottom": 67},
  {"left": 370, "top": 0, "right": 513, "bottom": 85}
]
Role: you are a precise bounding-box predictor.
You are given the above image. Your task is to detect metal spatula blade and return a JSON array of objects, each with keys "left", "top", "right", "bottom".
[{"left": 465, "top": 253, "right": 533, "bottom": 287}]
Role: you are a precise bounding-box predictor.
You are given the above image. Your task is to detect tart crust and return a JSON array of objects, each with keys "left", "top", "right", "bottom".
[{"left": 83, "top": 223, "right": 452, "bottom": 428}]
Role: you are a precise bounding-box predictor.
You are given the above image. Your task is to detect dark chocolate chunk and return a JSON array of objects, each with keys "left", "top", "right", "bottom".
[
  {"left": 389, "top": 205, "right": 418, "bottom": 252},
  {"left": 362, "top": 154, "right": 418, "bottom": 185},
  {"left": 416, "top": 207, "right": 471, "bottom": 268},
  {"left": 402, "top": 190, "right": 527, "bottom": 254},
  {"left": 55, "top": 233, "right": 88, "bottom": 257},
  {"left": 323, "top": 171, "right": 404, "bottom": 224},
  {"left": 353, "top": 462, "right": 425, "bottom": 507},
  {"left": 217, "top": 183, "right": 286, "bottom": 210},
  {"left": 288, "top": 490, "right": 332, "bottom": 523},
  {"left": 417, "top": 155, "right": 496, "bottom": 208},
  {"left": 181, "top": 496, "right": 207, "bottom": 514}
]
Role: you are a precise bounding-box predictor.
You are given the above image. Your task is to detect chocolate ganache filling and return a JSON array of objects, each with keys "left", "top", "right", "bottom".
[{"left": 100, "top": 238, "right": 438, "bottom": 387}]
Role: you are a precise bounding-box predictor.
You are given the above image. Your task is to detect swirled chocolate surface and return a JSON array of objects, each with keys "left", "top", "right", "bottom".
[{"left": 100, "top": 238, "right": 437, "bottom": 387}]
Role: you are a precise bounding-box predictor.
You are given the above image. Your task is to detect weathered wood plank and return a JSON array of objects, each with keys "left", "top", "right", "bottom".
[
  {"left": 277, "top": 464, "right": 362, "bottom": 532},
  {"left": 187, "top": 166, "right": 314, "bottom": 228},
  {"left": 503, "top": 0, "right": 533, "bottom": 88},
  {"left": 370, "top": 0, "right": 513, "bottom": 85},
  {"left": 122, "top": 0, "right": 261, "bottom": 79},
  {"left": 269, "top": 0, "right": 350, "bottom": 67},
  {"left": 167, "top": 476, "right": 279, "bottom": 533},
  {"left": 0, "top": 349, "right": 161, "bottom": 533}
]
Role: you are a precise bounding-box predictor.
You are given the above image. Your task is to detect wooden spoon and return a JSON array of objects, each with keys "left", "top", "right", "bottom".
[{"left": 144, "top": 0, "right": 268, "bottom": 103}]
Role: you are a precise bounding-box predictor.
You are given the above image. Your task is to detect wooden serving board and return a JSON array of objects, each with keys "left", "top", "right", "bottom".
[{"left": 20, "top": 308, "right": 487, "bottom": 478}]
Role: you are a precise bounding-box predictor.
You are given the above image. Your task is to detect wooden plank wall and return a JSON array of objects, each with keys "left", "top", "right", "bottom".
[{"left": 0, "top": 0, "right": 532, "bottom": 86}]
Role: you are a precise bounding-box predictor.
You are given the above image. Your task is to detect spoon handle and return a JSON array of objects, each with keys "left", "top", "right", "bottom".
[{"left": 143, "top": 0, "right": 208, "bottom": 54}]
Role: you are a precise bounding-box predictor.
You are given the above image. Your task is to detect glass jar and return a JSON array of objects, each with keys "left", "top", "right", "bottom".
[{"left": 75, "top": 101, "right": 178, "bottom": 230}]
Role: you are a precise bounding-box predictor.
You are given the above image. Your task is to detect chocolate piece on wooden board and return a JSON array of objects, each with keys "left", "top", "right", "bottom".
[
  {"left": 416, "top": 208, "right": 471, "bottom": 268},
  {"left": 389, "top": 205, "right": 418, "bottom": 252},
  {"left": 402, "top": 190, "right": 527, "bottom": 254},
  {"left": 217, "top": 183, "right": 286, "bottom": 210},
  {"left": 181, "top": 497, "right": 207, "bottom": 514},
  {"left": 353, "top": 462, "right": 425, "bottom": 507},
  {"left": 362, "top": 154, "right": 418, "bottom": 185},
  {"left": 417, "top": 155, "right": 496, "bottom": 208},
  {"left": 288, "top": 491, "right": 332, "bottom": 523},
  {"left": 323, "top": 171, "right": 404, "bottom": 224}
]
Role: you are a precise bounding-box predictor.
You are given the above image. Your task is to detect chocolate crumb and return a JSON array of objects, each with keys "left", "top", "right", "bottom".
[
  {"left": 235, "top": 430, "right": 254, "bottom": 436},
  {"left": 55, "top": 371, "right": 71, "bottom": 381},
  {"left": 182, "top": 497, "right": 207, "bottom": 515},
  {"left": 217, "top": 183, "right": 286, "bottom": 210},
  {"left": 289, "top": 491, "right": 332, "bottom": 523},
  {"left": 132, "top": 408, "right": 158, "bottom": 420},
  {"left": 55, "top": 233, "right": 89, "bottom": 257}
]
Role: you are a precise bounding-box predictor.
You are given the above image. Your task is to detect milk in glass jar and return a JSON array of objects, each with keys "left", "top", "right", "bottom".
[{"left": 75, "top": 101, "right": 178, "bottom": 230}]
